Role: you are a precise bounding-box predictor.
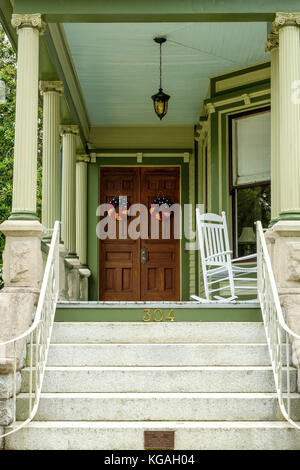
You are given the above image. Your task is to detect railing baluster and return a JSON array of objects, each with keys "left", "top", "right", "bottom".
[
  {"left": 257, "top": 221, "right": 300, "bottom": 430},
  {"left": 286, "top": 332, "right": 291, "bottom": 417},
  {"left": 29, "top": 331, "right": 33, "bottom": 415},
  {"left": 13, "top": 342, "right": 16, "bottom": 424},
  {"left": 0, "top": 221, "right": 60, "bottom": 439}
]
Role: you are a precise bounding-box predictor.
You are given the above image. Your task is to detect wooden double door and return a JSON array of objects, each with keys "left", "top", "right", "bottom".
[{"left": 99, "top": 167, "right": 180, "bottom": 301}]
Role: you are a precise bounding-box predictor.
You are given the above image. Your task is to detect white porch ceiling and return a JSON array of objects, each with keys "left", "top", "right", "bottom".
[{"left": 63, "top": 22, "right": 268, "bottom": 126}]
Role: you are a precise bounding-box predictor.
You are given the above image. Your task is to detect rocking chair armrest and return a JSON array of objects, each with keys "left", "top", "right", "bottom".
[
  {"left": 232, "top": 253, "right": 257, "bottom": 263},
  {"left": 204, "top": 250, "right": 232, "bottom": 261}
]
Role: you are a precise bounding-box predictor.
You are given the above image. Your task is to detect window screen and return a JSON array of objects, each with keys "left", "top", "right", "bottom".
[{"left": 232, "top": 110, "right": 271, "bottom": 186}]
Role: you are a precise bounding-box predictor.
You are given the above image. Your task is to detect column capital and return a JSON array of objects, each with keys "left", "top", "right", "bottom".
[
  {"left": 76, "top": 154, "right": 90, "bottom": 163},
  {"left": 60, "top": 125, "right": 79, "bottom": 136},
  {"left": 205, "top": 102, "right": 215, "bottom": 114},
  {"left": 90, "top": 152, "right": 97, "bottom": 163},
  {"left": 265, "top": 32, "right": 279, "bottom": 53},
  {"left": 39, "top": 81, "right": 64, "bottom": 96},
  {"left": 11, "top": 13, "right": 46, "bottom": 35},
  {"left": 274, "top": 12, "right": 300, "bottom": 30}
]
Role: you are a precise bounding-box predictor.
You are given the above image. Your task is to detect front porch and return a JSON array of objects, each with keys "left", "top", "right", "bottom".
[
  {"left": 0, "top": 3, "right": 284, "bottom": 304},
  {"left": 2, "top": 0, "right": 300, "bottom": 450}
]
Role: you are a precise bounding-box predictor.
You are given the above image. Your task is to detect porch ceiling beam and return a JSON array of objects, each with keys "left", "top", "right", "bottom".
[
  {"left": 0, "top": 5, "right": 82, "bottom": 137},
  {"left": 12, "top": 0, "right": 300, "bottom": 23},
  {"left": 204, "top": 83, "right": 270, "bottom": 107},
  {"left": 47, "top": 23, "right": 90, "bottom": 143},
  {"left": 0, "top": 0, "right": 17, "bottom": 49},
  {"left": 92, "top": 151, "right": 192, "bottom": 160}
]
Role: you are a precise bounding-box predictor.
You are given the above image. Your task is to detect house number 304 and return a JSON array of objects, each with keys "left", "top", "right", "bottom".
[{"left": 142, "top": 308, "right": 175, "bottom": 322}]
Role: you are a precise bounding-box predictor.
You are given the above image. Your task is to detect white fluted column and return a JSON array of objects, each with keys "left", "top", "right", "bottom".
[
  {"left": 60, "top": 125, "right": 78, "bottom": 255},
  {"left": 266, "top": 32, "right": 280, "bottom": 222},
  {"left": 10, "top": 14, "right": 45, "bottom": 219},
  {"left": 275, "top": 13, "right": 300, "bottom": 219},
  {"left": 267, "top": 14, "right": 300, "bottom": 363},
  {"left": 76, "top": 157, "right": 88, "bottom": 265},
  {"left": 40, "top": 81, "right": 63, "bottom": 231}
]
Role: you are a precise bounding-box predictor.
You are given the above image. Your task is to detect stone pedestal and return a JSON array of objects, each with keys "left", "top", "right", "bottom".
[
  {"left": 0, "top": 220, "right": 44, "bottom": 288},
  {"left": 63, "top": 260, "right": 91, "bottom": 301},
  {"left": 0, "top": 220, "right": 44, "bottom": 426},
  {"left": 0, "top": 220, "right": 44, "bottom": 368},
  {"left": 59, "top": 244, "right": 68, "bottom": 300},
  {"left": 269, "top": 221, "right": 300, "bottom": 291},
  {"left": 79, "top": 268, "right": 91, "bottom": 301},
  {"left": 266, "top": 220, "right": 300, "bottom": 366},
  {"left": 42, "top": 241, "right": 68, "bottom": 301},
  {"left": 0, "top": 289, "right": 39, "bottom": 371},
  {"left": 65, "top": 257, "right": 81, "bottom": 300}
]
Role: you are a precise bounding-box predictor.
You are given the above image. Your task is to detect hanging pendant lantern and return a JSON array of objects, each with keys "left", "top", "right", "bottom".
[{"left": 151, "top": 37, "right": 170, "bottom": 120}]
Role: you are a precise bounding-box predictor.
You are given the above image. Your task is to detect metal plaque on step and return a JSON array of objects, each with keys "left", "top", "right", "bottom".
[{"left": 144, "top": 431, "right": 175, "bottom": 450}]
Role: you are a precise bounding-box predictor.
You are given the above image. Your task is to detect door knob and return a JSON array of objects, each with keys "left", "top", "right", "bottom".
[{"left": 141, "top": 247, "right": 147, "bottom": 265}]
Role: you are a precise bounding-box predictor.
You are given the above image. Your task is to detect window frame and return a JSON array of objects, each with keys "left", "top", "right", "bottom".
[{"left": 228, "top": 106, "right": 271, "bottom": 259}]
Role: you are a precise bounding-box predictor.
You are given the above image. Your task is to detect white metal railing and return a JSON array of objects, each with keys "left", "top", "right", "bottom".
[
  {"left": 257, "top": 220, "right": 300, "bottom": 429},
  {"left": 0, "top": 221, "right": 60, "bottom": 438}
]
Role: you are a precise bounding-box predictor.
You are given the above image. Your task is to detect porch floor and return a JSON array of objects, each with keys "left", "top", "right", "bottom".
[{"left": 57, "top": 301, "right": 260, "bottom": 308}]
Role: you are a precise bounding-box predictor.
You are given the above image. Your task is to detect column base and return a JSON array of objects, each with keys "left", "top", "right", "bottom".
[
  {"left": 9, "top": 210, "right": 39, "bottom": 221},
  {"left": 279, "top": 211, "right": 300, "bottom": 221},
  {"left": 66, "top": 253, "right": 79, "bottom": 259}
]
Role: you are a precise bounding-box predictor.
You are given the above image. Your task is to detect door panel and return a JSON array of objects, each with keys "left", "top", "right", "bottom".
[
  {"left": 99, "top": 168, "right": 140, "bottom": 301},
  {"left": 99, "top": 167, "right": 180, "bottom": 301},
  {"left": 100, "top": 240, "right": 139, "bottom": 300},
  {"left": 140, "top": 168, "right": 180, "bottom": 301}
]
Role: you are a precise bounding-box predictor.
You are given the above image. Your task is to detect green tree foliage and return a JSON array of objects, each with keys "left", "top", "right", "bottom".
[
  {"left": 0, "top": 26, "right": 15, "bottom": 258},
  {"left": 0, "top": 26, "right": 43, "bottom": 261}
]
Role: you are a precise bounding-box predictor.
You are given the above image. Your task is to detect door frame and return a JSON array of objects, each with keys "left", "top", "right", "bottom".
[{"left": 86, "top": 156, "right": 192, "bottom": 301}]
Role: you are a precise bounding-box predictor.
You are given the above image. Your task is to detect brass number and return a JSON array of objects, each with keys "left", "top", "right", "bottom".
[
  {"left": 166, "top": 309, "right": 175, "bottom": 322},
  {"left": 142, "top": 308, "right": 175, "bottom": 322},
  {"left": 142, "top": 308, "right": 152, "bottom": 322},
  {"left": 153, "top": 308, "right": 164, "bottom": 322}
]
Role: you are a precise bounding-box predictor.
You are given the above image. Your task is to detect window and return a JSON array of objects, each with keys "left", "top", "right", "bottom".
[{"left": 229, "top": 107, "right": 271, "bottom": 258}]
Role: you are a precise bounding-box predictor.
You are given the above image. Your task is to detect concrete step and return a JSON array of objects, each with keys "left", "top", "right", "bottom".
[
  {"left": 38, "top": 343, "right": 287, "bottom": 366},
  {"left": 21, "top": 366, "right": 296, "bottom": 393},
  {"left": 16, "top": 392, "right": 300, "bottom": 422},
  {"left": 5, "top": 421, "right": 300, "bottom": 450},
  {"left": 50, "top": 322, "right": 266, "bottom": 344},
  {"left": 15, "top": 391, "right": 300, "bottom": 422}
]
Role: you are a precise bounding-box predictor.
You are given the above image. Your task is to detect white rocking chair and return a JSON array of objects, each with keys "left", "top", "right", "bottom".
[{"left": 192, "top": 209, "right": 257, "bottom": 303}]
